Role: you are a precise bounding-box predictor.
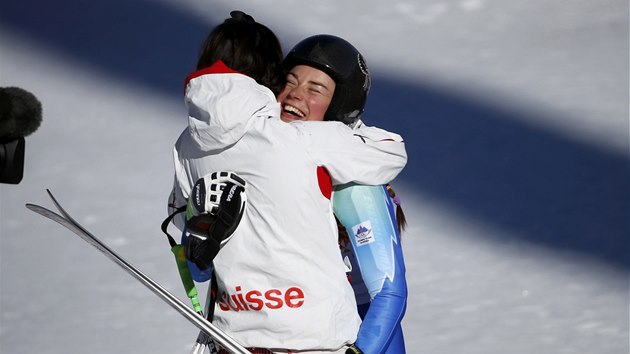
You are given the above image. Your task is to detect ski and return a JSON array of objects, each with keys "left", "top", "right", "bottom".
[{"left": 25, "top": 189, "right": 250, "bottom": 354}]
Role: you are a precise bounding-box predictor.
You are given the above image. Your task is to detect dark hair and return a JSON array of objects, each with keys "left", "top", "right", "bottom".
[
  {"left": 196, "top": 11, "right": 285, "bottom": 96},
  {"left": 386, "top": 183, "right": 407, "bottom": 234}
]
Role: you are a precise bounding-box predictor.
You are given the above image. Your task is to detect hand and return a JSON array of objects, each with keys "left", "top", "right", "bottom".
[
  {"left": 345, "top": 344, "right": 364, "bottom": 354},
  {"left": 187, "top": 171, "right": 247, "bottom": 220},
  {"left": 185, "top": 172, "right": 247, "bottom": 270}
]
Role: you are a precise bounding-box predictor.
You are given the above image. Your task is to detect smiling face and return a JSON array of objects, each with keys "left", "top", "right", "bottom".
[{"left": 276, "top": 65, "right": 336, "bottom": 122}]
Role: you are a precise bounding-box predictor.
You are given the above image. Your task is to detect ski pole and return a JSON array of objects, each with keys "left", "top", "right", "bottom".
[
  {"left": 190, "top": 283, "right": 217, "bottom": 354},
  {"left": 171, "top": 244, "right": 203, "bottom": 313},
  {"left": 162, "top": 207, "right": 217, "bottom": 353}
]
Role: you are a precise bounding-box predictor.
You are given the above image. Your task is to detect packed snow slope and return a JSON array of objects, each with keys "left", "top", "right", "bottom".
[{"left": 1, "top": 1, "right": 628, "bottom": 354}]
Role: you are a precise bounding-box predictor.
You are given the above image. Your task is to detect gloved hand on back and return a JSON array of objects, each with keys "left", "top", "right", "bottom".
[{"left": 185, "top": 171, "right": 247, "bottom": 270}]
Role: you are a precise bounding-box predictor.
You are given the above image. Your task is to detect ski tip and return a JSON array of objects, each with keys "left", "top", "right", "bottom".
[
  {"left": 44, "top": 189, "right": 64, "bottom": 213},
  {"left": 24, "top": 190, "right": 57, "bottom": 213},
  {"left": 25, "top": 203, "right": 56, "bottom": 218},
  {"left": 25, "top": 203, "right": 49, "bottom": 214},
  {"left": 25, "top": 203, "right": 37, "bottom": 211}
]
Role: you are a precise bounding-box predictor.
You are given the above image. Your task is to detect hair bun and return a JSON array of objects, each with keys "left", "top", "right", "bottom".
[{"left": 229, "top": 10, "right": 255, "bottom": 23}]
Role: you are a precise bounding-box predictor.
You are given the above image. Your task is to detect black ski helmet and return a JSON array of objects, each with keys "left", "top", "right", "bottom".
[{"left": 283, "top": 34, "right": 370, "bottom": 125}]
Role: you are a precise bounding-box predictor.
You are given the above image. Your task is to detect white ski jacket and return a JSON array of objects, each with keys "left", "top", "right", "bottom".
[{"left": 169, "top": 61, "right": 407, "bottom": 351}]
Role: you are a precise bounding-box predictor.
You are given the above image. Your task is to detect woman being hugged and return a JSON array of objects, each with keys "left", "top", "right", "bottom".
[{"left": 277, "top": 35, "right": 409, "bottom": 354}]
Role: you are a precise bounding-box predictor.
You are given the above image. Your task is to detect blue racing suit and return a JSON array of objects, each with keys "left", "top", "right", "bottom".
[{"left": 333, "top": 184, "right": 408, "bottom": 354}]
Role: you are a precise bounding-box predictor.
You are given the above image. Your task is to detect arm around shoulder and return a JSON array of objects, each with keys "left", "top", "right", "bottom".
[{"left": 297, "top": 121, "right": 407, "bottom": 186}]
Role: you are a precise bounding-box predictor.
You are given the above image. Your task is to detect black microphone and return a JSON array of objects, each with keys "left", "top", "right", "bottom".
[{"left": 0, "top": 87, "right": 43, "bottom": 184}]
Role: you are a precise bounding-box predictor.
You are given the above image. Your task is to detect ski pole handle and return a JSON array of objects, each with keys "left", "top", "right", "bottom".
[{"left": 172, "top": 244, "right": 202, "bottom": 313}]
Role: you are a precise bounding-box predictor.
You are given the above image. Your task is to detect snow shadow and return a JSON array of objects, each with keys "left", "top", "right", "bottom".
[
  {"left": 0, "top": 0, "right": 214, "bottom": 97},
  {"left": 366, "top": 77, "right": 629, "bottom": 270},
  {"left": 2, "top": 0, "right": 628, "bottom": 270}
]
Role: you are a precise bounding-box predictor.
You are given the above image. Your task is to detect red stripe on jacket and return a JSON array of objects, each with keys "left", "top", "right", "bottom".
[{"left": 184, "top": 60, "right": 242, "bottom": 88}]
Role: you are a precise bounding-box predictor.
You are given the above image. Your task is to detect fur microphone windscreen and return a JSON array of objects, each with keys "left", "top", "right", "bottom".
[{"left": 0, "top": 87, "right": 43, "bottom": 141}]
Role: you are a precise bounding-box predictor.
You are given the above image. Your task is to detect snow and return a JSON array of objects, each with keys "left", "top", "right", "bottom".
[{"left": 1, "top": 1, "right": 628, "bottom": 353}]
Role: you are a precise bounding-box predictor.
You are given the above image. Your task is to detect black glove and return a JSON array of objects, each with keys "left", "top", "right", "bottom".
[
  {"left": 346, "top": 344, "right": 364, "bottom": 354},
  {"left": 185, "top": 172, "right": 247, "bottom": 270}
]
